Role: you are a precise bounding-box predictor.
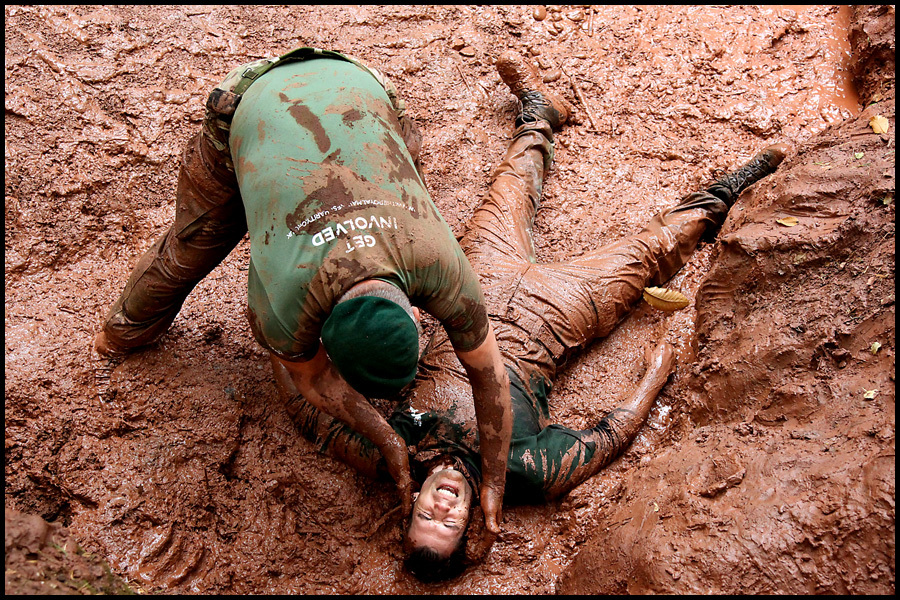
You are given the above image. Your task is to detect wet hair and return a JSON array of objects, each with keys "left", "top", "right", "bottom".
[{"left": 404, "top": 534, "right": 468, "bottom": 583}]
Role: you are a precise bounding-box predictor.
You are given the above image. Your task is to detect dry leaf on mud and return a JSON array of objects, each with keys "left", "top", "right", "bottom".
[
  {"left": 863, "top": 389, "right": 878, "bottom": 400},
  {"left": 869, "top": 115, "right": 889, "bottom": 134},
  {"left": 870, "top": 341, "right": 882, "bottom": 354},
  {"left": 643, "top": 286, "right": 690, "bottom": 311},
  {"left": 776, "top": 216, "right": 799, "bottom": 227}
]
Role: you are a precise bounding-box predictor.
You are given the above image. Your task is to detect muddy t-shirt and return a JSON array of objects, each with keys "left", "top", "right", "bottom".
[{"left": 229, "top": 57, "right": 487, "bottom": 360}]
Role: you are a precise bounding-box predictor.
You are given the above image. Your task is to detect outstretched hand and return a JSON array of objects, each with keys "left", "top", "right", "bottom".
[{"left": 645, "top": 341, "right": 676, "bottom": 376}]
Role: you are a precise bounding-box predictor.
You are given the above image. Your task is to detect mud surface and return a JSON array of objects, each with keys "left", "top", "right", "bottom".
[
  {"left": 5, "top": 5, "right": 894, "bottom": 594},
  {"left": 5, "top": 509, "right": 136, "bottom": 595}
]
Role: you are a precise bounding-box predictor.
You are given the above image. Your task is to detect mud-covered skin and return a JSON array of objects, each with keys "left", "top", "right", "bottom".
[
  {"left": 273, "top": 346, "right": 416, "bottom": 513},
  {"left": 453, "top": 325, "right": 512, "bottom": 533}
]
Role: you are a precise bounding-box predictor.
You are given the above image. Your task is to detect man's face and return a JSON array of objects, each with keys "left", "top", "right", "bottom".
[{"left": 406, "top": 467, "right": 473, "bottom": 558}]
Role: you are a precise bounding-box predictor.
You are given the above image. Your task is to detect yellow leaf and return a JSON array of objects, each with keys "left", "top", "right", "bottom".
[
  {"left": 870, "top": 341, "right": 882, "bottom": 354},
  {"left": 863, "top": 389, "right": 878, "bottom": 400},
  {"left": 776, "top": 216, "right": 799, "bottom": 227},
  {"left": 643, "top": 286, "right": 690, "bottom": 311},
  {"left": 869, "top": 115, "right": 889, "bottom": 134}
]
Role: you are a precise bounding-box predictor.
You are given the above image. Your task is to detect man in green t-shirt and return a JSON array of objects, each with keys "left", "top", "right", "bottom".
[
  {"left": 93, "top": 48, "right": 514, "bottom": 532},
  {"left": 274, "top": 51, "right": 788, "bottom": 581}
]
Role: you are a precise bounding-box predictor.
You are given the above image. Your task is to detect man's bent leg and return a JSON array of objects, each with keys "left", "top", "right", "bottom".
[
  {"left": 511, "top": 145, "right": 789, "bottom": 379},
  {"left": 99, "top": 131, "right": 245, "bottom": 354},
  {"left": 462, "top": 49, "right": 569, "bottom": 274},
  {"left": 503, "top": 189, "right": 727, "bottom": 381}
]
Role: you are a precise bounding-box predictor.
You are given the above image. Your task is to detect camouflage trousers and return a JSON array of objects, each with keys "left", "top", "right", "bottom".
[{"left": 459, "top": 120, "right": 729, "bottom": 385}]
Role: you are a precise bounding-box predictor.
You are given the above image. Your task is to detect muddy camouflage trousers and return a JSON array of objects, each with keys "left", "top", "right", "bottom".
[
  {"left": 454, "top": 120, "right": 729, "bottom": 499},
  {"left": 99, "top": 51, "right": 418, "bottom": 352},
  {"left": 462, "top": 120, "right": 728, "bottom": 384}
]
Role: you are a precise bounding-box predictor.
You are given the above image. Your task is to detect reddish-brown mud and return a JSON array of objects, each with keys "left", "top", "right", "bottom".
[
  {"left": 5, "top": 5, "right": 894, "bottom": 594},
  {"left": 5, "top": 509, "right": 136, "bottom": 594}
]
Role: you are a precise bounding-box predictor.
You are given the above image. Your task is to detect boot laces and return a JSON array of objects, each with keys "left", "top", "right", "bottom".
[
  {"left": 519, "top": 91, "right": 557, "bottom": 126},
  {"left": 722, "top": 152, "right": 775, "bottom": 193}
]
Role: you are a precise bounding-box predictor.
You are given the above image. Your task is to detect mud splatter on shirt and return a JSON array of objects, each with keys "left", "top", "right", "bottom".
[{"left": 230, "top": 57, "right": 488, "bottom": 359}]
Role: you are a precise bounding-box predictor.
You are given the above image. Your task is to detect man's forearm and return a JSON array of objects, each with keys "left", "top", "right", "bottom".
[
  {"left": 286, "top": 392, "right": 384, "bottom": 478},
  {"left": 470, "top": 365, "right": 513, "bottom": 488},
  {"left": 271, "top": 355, "right": 385, "bottom": 478},
  {"left": 538, "top": 342, "right": 676, "bottom": 500},
  {"left": 456, "top": 323, "right": 514, "bottom": 495},
  {"left": 272, "top": 349, "right": 413, "bottom": 505}
]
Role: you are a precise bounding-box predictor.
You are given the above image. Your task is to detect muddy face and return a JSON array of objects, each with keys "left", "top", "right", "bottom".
[{"left": 407, "top": 467, "right": 473, "bottom": 558}]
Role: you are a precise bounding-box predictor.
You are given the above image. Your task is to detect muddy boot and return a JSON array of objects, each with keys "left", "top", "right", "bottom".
[
  {"left": 707, "top": 143, "right": 790, "bottom": 206},
  {"left": 93, "top": 330, "right": 129, "bottom": 403},
  {"left": 496, "top": 51, "right": 571, "bottom": 130}
]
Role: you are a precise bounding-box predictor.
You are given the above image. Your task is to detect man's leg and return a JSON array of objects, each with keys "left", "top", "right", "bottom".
[
  {"left": 96, "top": 85, "right": 247, "bottom": 357},
  {"left": 455, "top": 52, "right": 573, "bottom": 382},
  {"left": 511, "top": 144, "right": 788, "bottom": 378},
  {"left": 461, "top": 51, "right": 570, "bottom": 275},
  {"left": 460, "top": 119, "right": 555, "bottom": 272}
]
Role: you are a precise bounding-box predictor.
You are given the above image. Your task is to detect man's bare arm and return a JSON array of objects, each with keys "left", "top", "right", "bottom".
[
  {"left": 455, "top": 321, "right": 513, "bottom": 535},
  {"left": 271, "top": 357, "right": 385, "bottom": 479},
  {"left": 272, "top": 346, "right": 414, "bottom": 513},
  {"left": 542, "top": 341, "right": 676, "bottom": 500}
]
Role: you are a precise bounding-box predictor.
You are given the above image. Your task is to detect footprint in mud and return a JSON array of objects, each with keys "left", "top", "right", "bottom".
[
  {"left": 93, "top": 354, "right": 124, "bottom": 403},
  {"left": 134, "top": 523, "right": 206, "bottom": 588}
]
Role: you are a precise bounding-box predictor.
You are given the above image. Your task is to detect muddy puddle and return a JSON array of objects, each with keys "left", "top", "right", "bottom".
[{"left": 5, "top": 5, "right": 894, "bottom": 594}]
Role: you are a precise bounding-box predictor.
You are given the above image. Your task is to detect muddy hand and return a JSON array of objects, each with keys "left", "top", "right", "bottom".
[
  {"left": 381, "top": 440, "right": 414, "bottom": 515},
  {"left": 480, "top": 483, "right": 503, "bottom": 536},
  {"left": 651, "top": 341, "right": 676, "bottom": 374},
  {"left": 645, "top": 341, "right": 676, "bottom": 375}
]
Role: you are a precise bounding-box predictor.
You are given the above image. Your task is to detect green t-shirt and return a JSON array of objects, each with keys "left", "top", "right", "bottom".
[{"left": 229, "top": 56, "right": 488, "bottom": 360}]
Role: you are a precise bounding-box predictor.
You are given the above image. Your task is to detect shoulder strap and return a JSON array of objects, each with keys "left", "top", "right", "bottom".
[{"left": 230, "top": 47, "right": 406, "bottom": 117}]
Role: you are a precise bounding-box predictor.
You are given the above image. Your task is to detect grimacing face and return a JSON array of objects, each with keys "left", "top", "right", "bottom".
[{"left": 406, "top": 466, "right": 473, "bottom": 557}]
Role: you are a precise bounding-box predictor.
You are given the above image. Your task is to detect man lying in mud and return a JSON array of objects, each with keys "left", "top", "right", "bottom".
[
  {"left": 273, "top": 51, "right": 789, "bottom": 581},
  {"left": 93, "top": 48, "right": 513, "bottom": 534}
]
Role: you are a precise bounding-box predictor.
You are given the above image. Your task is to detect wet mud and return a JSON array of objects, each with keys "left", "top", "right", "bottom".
[
  {"left": 5, "top": 509, "right": 137, "bottom": 594},
  {"left": 5, "top": 5, "right": 894, "bottom": 594}
]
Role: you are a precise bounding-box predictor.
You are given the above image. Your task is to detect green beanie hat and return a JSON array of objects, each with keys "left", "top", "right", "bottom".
[{"left": 321, "top": 296, "right": 419, "bottom": 398}]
